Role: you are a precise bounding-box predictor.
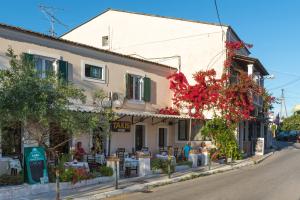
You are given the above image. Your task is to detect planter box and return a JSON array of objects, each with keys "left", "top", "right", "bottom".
[
  {"left": 0, "top": 176, "right": 114, "bottom": 200},
  {"left": 175, "top": 165, "right": 191, "bottom": 172}
]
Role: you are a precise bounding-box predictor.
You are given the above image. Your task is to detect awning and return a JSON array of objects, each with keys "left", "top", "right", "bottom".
[{"left": 114, "top": 110, "right": 193, "bottom": 119}]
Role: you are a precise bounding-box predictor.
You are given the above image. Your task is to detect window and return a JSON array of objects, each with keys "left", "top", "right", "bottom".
[
  {"left": 178, "top": 120, "right": 188, "bottom": 141},
  {"left": 128, "top": 74, "right": 144, "bottom": 101},
  {"left": 85, "top": 64, "right": 104, "bottom": 80},
  {"left": 34, "top": 56, "right": 55, "bottom": 78},
  {"left": 126, "top": 74, "right": 151, "bottom": 102},
  {"left": 102, "top": 36, "right": 109, "bottom": 47}
]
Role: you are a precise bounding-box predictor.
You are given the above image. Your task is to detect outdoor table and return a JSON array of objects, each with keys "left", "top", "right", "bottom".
[
  {"left": 124, "top": 158, "right": 139, "bottom": 177},
  {"left": 95, "top": 154, "right": 106, "bottom": 165},
  {"left": 0, "top": 157, "right": 22, "bottom": 175},
  {"left": 188, "top": 153, "right": 202, "bottom": 167},
  {"left": 64, "top": 161, "right": 90, "bottom": 172},
  {"left": 156, "top": 154, "right": 176, "bottom": 165}
]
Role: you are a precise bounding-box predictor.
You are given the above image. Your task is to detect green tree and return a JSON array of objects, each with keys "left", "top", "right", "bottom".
[
  {"left": 0, "top": 48, "right": 103, "bottom": 149},
  {"left": 201, "top": 117, "right": 241, "bottom": 160},
  {"left": 281, "top": 115, "right": 300, "bottom": 131}
]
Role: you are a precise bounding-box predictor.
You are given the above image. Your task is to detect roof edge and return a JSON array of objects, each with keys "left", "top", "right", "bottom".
[
  {"left": 61, "top": 8, "right": 229, "bottom": 38},
  {"left": 0, "top": 22, "right": 177, "bottom": 71}
]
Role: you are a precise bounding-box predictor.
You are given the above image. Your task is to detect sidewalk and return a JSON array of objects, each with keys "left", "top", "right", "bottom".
[{"left": 20, "top": 151, "right": 274, "bottom": 200}]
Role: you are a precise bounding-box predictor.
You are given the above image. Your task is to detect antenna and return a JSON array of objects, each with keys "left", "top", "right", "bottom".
[
  {"left": 38, "top": 4, "right": 68, "bottom": 36},
  {"left": 279, "top": 89, "right": 288, "bottom": 121}
]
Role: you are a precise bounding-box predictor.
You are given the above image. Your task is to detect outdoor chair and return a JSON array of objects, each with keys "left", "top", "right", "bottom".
[{"left": 87, "top": 154, "right": 99, "bottom": 171}]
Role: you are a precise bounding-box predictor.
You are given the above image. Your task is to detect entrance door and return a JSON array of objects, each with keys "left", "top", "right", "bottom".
[
  {"left": 135, "top": 125, "right": 145, "bottom": 151},
  {"left": 158, "top": 128, "right": 168, "bottom": 148}
]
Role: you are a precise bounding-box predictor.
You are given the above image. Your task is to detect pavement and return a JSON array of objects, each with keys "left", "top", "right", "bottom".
[
  {"left": 17, "top": 144, "right": 280, "bottom": 200},
  {"left": 107, "top": 142, "right": 300, "bottom": 200}
]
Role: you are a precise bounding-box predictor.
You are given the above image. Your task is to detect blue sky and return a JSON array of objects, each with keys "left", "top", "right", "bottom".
[{"left": 1, "top": 0, "right": 300, "bottom": 115}]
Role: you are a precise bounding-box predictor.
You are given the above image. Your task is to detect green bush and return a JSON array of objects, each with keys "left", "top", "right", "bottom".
[
  {"left": 151, "top": 158, "right": 175, "bottom": 174},
  {"left": 98, "top": 166, "right": 113, "bottom": 177},
  {"left": 176, "top": 161, "right": 193, "bottom": 168},
  {"left": 0, "top": 173, "right": 24, "bottom": 186}
]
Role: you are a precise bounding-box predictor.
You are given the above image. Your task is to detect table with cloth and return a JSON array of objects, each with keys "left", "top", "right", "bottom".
[
  {"left": 155, "top": 154, "right": 176, "bottom": 165},
  {"left": 124, "top": 158, "right": 139, "bottom": 177},
  {"left": 188, "top": 153, "right": 202, "bottom": 167},
  {"left": 0, "top": 157, "right": 22, "bottom": 175},
  {"left": 95, "top": 154, "right": 106, "bottom": 165},
  {"left": 64, "top": 161, "right": 90, "bottom": 172}
]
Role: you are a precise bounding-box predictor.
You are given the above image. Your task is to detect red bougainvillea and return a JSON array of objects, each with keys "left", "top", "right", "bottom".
[
  {"left": 158, "top": 107, "right": 180, "bottom": 115},
  {"left": 165, "top": 41, "right": 273, "bottom": 123}
]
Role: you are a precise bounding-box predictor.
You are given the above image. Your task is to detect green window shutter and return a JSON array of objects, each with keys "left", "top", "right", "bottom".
[
  {"left": 143, "top": 77, "right": 151, "bottom": 102},
  {"left": 58, "top": 60, "right": 68, "bottom": 82},
  {"left": 126, "top": 74, "right": 133, "bottom": 99},
  {"left": 23, "top": 53, "right": 34, "bottom": 65}
]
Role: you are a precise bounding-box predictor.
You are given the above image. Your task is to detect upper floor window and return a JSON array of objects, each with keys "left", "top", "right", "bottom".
[
  {"left": 34, "top": 56, "right": 55, "bottom": 78},
  {"left": 85, "top": 64, "right": 104, "bottom": 80},
  {"left": 102, "top": 36, "right": 109, "bottom": 47},
  {"left": 82, "top": 60, "right": 106, "bottom": 83},
  {"left": 126, "top": 74, "right": 151, "bottom": 102}
]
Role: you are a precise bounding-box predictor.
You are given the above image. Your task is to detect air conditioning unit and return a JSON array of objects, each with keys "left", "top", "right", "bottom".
[{"left": 112, "top": 92, "right": 124, "bottom": 109}]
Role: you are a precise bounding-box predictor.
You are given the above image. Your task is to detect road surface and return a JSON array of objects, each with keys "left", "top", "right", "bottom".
[{"left": 107, "top": 143, "right": 300, "bottom": 200}]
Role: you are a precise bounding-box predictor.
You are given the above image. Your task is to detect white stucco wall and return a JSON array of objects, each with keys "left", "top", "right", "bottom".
[{"left": 62, "top": 10, "right": 237, "bottom": 83}]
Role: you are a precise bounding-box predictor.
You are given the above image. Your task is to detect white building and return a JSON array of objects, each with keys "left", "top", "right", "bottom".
[{"left": 61, "top": 9, "right": 270, "bottom": 155}]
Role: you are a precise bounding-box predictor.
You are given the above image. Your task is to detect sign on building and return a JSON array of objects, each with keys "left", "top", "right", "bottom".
[{"left": 111, "top": 121, "right": 131, "bottom": 132}]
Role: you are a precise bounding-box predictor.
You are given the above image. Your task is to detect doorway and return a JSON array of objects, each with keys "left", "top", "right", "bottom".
[
  {"left": 158, "top": 127, "right": 168, "bottom": 148},
  {"left": 135, "top": 125, "right": 145, "bottom": 151}
]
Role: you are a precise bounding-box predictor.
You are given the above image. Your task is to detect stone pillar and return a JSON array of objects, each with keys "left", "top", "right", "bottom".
[
  {"left": 138, "top": 156, "right": 151, "bottom": 176},
  {"left": 106, "top": 156, "right": 119, "bottom": 178}
]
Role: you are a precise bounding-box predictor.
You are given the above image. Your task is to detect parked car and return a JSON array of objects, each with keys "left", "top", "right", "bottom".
[
  {"left": 276, "top": 131, "right": 290, "bottom": 141},
  {"left": 277, "top": 130, "right": 300, "bottom": 141}
]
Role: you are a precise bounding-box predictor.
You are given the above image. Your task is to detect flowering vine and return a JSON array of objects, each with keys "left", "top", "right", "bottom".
[{"left": 164, "top": 41, "right": 274, "bottom": 123}]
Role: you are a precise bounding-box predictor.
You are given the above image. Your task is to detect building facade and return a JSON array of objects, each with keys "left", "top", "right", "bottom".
[
  {"left": 0, "top": 23, "right": 205, "bottom": 158},
  {"left": 61, "top": 9, "right": 270, "bottom": 155}
]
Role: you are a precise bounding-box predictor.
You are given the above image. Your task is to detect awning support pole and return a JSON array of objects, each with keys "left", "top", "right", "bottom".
[{"left": 189, "top": 118, "right": 192, "bottom": 141}]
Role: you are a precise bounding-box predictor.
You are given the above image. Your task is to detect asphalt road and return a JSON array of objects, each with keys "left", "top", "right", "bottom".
[{"left": 107, "top": 143, "right": 300, "bottom": 200}]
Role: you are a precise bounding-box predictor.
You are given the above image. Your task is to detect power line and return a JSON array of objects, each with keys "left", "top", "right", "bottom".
[
  {"left": 213, "top": 0, "right": 225, "bottom": 41},
  {"left": 268, "top": 77, "right": 300, "bottom": 91},
  {"left": 112, "top": 31, "right": 222, "bottom": 50}
]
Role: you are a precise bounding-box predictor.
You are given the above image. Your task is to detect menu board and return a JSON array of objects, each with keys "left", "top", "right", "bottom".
[
  {"left": 24, "top": 147, "right": 48, "bottom": 184},
  {"left": 255, "top": 138, "right": 264, "bottom": 156}
]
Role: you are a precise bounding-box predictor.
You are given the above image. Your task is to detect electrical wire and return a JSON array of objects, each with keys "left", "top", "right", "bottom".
[
  {"left": 112, "top": 31, "right": 223, "bottom": 50},
  {"left": 213, "top": 0, "right": 225, "bottom": 41}
]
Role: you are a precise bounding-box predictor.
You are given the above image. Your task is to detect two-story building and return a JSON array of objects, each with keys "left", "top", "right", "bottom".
[
  {"left": 0, "top": 23, "right": 203, "bottom": 158},
  {"left": 61, "top": 9, "right": 270, "bottom": 155}
]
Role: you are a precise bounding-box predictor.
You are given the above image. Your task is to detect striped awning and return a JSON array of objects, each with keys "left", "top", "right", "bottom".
[{"left": 114, "top": 110, "right": 192, "bottom": 119}]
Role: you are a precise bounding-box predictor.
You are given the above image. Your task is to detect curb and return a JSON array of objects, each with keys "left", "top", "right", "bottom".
[{"left": 74, "top": 152, "right": 275, "bottom": 200}]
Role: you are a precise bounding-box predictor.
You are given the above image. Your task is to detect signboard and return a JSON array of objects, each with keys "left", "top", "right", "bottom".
[
  {"left": 111, "top": 121, "right": 131, "bottom": 132},
  {"left": 255, "top": 137, "right": 264, "bottom": 156},
  {"left": 24, "top": 147, "right": 48, "bottom": 184}
]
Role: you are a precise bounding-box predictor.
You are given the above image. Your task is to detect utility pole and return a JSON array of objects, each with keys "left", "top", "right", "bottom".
[{"left": 279, "top": 89, "right": 288, "bottom": 121}]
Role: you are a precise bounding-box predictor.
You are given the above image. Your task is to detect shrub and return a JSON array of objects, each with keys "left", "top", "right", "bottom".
[
  {"left": 176, "top": 161, "right": 193, "bottom": 168},
  {"left": 98, "top": 166, "right": 113, "bottom": 177},
  {"left": 60, "top": 168, "right": 93, "bottom": 184},
  {"left": 151, "top": 158, "right": 175, "bottom": 174},
  {"left": 0, "top": 172, "right": 24, "bottom": 186}
]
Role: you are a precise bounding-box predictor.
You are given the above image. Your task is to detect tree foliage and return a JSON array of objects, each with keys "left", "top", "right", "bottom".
[
  {"left": 0, "top": 48, "right": 108, "bottom": 148},
  {"left": 281, "top": 115, "right": 300, "bottom": 131},
  {"left": 201, "top": 117, "right": 241, "bottom": 159}
]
